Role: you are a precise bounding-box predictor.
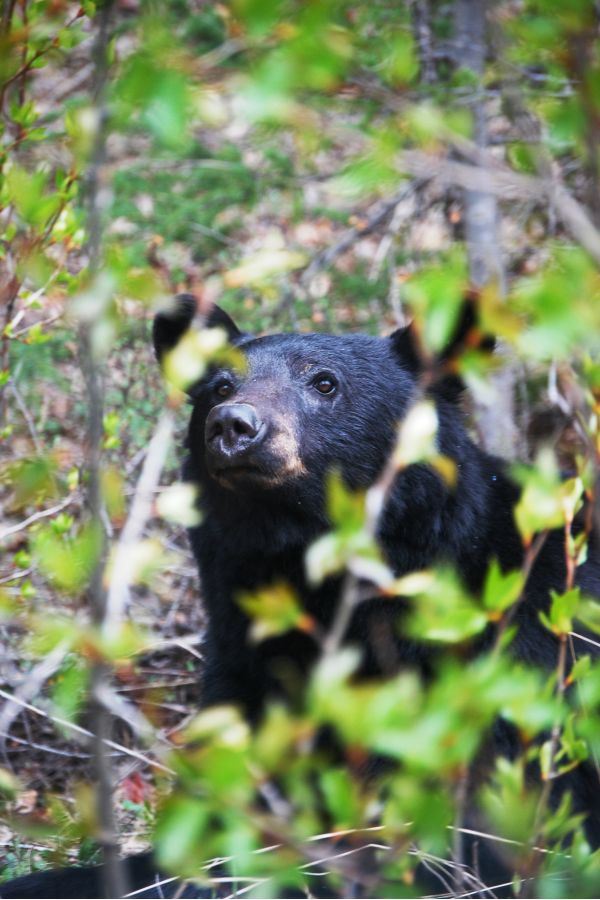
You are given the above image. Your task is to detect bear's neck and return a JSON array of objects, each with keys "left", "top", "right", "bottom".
[{"left": 191, "top": 447, "right": 523, "bottom": 601}]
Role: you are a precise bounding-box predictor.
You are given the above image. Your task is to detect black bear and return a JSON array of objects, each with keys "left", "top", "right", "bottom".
[{"left": 3, "top": 296, "right": 600, "bottom": 899}]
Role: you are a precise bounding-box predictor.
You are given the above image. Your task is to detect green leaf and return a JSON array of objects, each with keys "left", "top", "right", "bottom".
[
  {"left": 51, "top": 657, "right": 89, "bottom": 724},
  {"left": 32, "top": 522, "right": 102, "bottom": 593},
  {"left": 143, "top": 71, "right": 191, "bottom": 149},
  {"left": 508, "top": 142, "right": 537, "bottom": 174},
  {"left": 310, "top": 647, "right": 362, "bottom": 724},
  {"left": 305, "top": 528, "right": 389, "bottom": 587},
  {"left": 162, "top": 326, "right": 245, "bottom": 394},
  {"left": 232, "top": 0, "right": 283, "bottom": 37},
  {"left": 182, "top": 706, "right": 250, "bottom": 749},
  {"left": 392, "top": 400, "right": 440, "bottom": 469},
  {"left": 403, "top": 251, "right": 469, "bottom": 353},
  {"left": 320, "top": 768, "right": 360, "bottom": 828},
  {"left": 381, "top": 31, "right": 418, "bottom": 85},
  {"left": 239, "top": 582, "right": 311, "bottom": 642},
  {"left": 482, "top": 560, "right": 524, "bottom": 617},
  {"left": 0, "top": 767, "right": 19, "bottom": 798},
  {"left": 5, "top": 164, "right": 60, "bottom": 228},
  {"left": 568, "top": 654, "right": 591, "bottom": 684},
  {"left": 540, "top": 588, "right": 581, "bottom": 637},
  {"left": 224, "top": 248, "right": 306, "bottom": 287},
  {"left": 480, "top": 757, "right": 540, "bottom": 845},
  {"left": 575, "top": 598, "right": 600, "bottom": 636},
  {"left": 513, "top": 451, "right": 577, "bottom": 544},
  {"left": 406, "top": 569, "right": 487, "bottom": 643},
  {"left": 326, "top": 470, "right": 366, "bottom": 533},
  {"left": 155, "top": 795, "right": 210, "bottom": 874},
  {"left": 156, "top": 482, "right": 202, "bottom": 528}
]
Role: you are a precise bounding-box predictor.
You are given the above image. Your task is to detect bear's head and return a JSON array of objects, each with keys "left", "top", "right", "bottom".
[{"left": 153, "top": 296, "right": 420, "bottom": 502}]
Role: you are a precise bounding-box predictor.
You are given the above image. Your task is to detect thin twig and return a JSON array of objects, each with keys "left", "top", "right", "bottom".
[
  {"left": 0, "top": 731, "right": 94, "bottom": 759},
  {"left": 0, "top": 496, "right": 75, "bottom": 541},
  {"left": 568, "top": 630, "right": 600, "bottom": 651},
  {"left": 530, "top": 636, "right": 568, "bottom": 838},
  {"left": 11, "top": 313, "right": 61, "bottom": 338},
  {"left": 8, "top": 379, "right": 42, "bottom": 454},
  {"left": 451, "top": 766, "right": 470, "bottom": 896},
  {"left": 0, "top": 567, "right": 32, "bottom": 584},
  {"left": 300, "top": 180, "right": 424, "bottom": 287},
  {"left": 320, "top": 573, "right": 360, "bottom": 658},
  {"left": 0, "top": 688, "right": 175, "bottom": 775},
  {"left": 448, "top": 824, "right": 555, "bottom": 855},
  {"left": 492, "top": 530, "right": 549, "bottom": 654},
  {"left": 93, "top": 682, "right": 169, "bottom": 746},
  {"left": 0, "top": 643, "right": 69, "bottom": 756}
]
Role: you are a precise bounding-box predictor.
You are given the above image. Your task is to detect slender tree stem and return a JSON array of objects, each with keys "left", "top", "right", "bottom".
[{"left": 80, "top": 2, "right": 127, "bottom": 896}]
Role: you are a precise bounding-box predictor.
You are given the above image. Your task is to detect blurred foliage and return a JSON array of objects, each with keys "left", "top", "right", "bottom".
[{"left": 2, "top": 0, "right": 600, "bottom": 897}]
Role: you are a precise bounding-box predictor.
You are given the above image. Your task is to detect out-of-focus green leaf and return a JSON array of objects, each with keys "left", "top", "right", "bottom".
[
  {"left": 162, "top": 326, "right": 245, "bottom": 394},
  {"left": 403, "top": 251, "right": 468, "bottom": 353},
  {"left": 156, "top": 482, "right": 202, "bottom": 527},
  {"left": 381, "top": 31, "right": 418, "bottom": 85},
  {"left": 305, "top": 528, "right": 389, "bottom": 587},
  {"left": 392, "top": 400, "right": 439, "bottom": 469},
  {"left": 224, "top": 248, "right": 306, "bottom": 287},
  {"left": 181, "top": 706, "right": 250, "bottom": 749},
  {"left": 320, "top": 768, "right": 361, "bottom": 828},
  {"left": 539, "top": 587, "right": 581, "bottom": 637},
  {"left": 482, "top": 560, "right": 524, "bottom": 618},
  {"left": 239, "top": 582, "right": 312, "bottom": 642},
  {"left": 232, "top": 0, "right": 283, "bottom": 38},
  {"left": 0, "top": 767, "right": 19, "bottom": 798},
  {"left": 326, "top": 471, "right": 366, "bottom": 534},
  {"left": 154, "top": 794, "right": 210, "bottom": 875},
  {"left": 6, "top": 456, "right": 60, "bottom": 508},
  {"left": 406, "top": 568, "right": 487, "bottom": 643},
  {"left": 51, "top": 656, "right": 90, "bottom": 724},
  {"left": 513, "top": 453, "right": 582, "bottom": 545},
  {"left": 33, "top": 522, "right": 102, "bottom": 593},
  {"left": 5, "top": 164, "right": 60, "bottom": 228}
]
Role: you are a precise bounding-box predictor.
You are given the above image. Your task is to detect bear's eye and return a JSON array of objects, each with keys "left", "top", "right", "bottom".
[
  {"left": 214, "top": 380, "right": 234, "bottom": 399},
  {"left": 313, "top": 374, "right": 337, "bottom": 395}
]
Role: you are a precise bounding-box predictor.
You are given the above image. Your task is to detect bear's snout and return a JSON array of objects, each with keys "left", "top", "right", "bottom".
[{"left": 205, "top": 402, "right": 266, "bottom": 464}]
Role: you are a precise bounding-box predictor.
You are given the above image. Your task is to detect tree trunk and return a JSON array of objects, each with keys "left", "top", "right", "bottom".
[{"left": 453, "top": 0, "right": 519, "bottom": 460}]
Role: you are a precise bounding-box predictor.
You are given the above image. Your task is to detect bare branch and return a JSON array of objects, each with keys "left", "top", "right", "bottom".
[
  {"left": 78, "top": 2, "right": 128, "bottom": 895},
  {"left": 301, "top": 180, "right": 424, "bottom": 287},
  {"left": 0, "top": 687, "right": 175, "bottom": 775},
  {"left": 8, "top": 379, "right": 42, "bottom": 454},
  {"left": 0, "top": 642, "right": 69, "bottom": 755},
  {"left": 0, "top": 496, "right": 75, "bottom": 541},
  {"left": 104, "top": 408, "right": 175, "bottom": 638},
  {"left": 397, "top": 150, "right": 600, "bottom": 266}
]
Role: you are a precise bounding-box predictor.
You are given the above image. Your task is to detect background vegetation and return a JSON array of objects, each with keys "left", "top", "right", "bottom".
[{"left": 1, "top": 0, "right": 600, "bottom": 896}]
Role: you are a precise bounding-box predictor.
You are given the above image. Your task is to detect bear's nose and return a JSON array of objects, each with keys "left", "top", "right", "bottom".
[{"left": 205, "top": 403, "right": 265, "bottom": 459}]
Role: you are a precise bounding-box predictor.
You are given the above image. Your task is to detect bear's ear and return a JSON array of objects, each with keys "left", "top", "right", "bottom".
[
  {"left": 389, "top": 322, "right": 423, "bottom": 376},
  {"left": 439, "top": 295, "right": 496, "bottom": 365},
  {"left": 153, "top": 294, "right": 196, "bottom": 362},
  {"left": 204, "top": 304, "right": 243, "bottom": 342},
  {"left": 390, "top": 296, "right": 496, "bottom": 402},
  {"left": 153, "top": 295, "right": 243, "bottom": 363},
  {"left": 390, "top": 323, "right": 464, "bottom": 401}
]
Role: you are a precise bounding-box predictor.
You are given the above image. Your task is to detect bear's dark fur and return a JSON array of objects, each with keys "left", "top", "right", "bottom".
[
  {"left": 3, "top": 297, "right": 600, "bottom": 899},
  {"left": 170, "top": 298, "right": 600, "bottom": 721}
]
